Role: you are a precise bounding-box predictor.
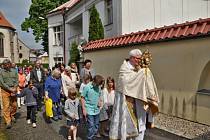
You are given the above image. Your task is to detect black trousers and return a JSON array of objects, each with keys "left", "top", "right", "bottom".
[
  {"left": 27, "top": 106, "right": 36, "bottom": 123},
  {"left": 34, "top": 83, "right": 44, "bottom": 109}
]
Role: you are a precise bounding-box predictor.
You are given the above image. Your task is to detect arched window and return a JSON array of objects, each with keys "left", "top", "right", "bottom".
[
  {"left": 197, "top": 61, "right": 210, "bottom": 95},
  {"left": 0, "top": 33, "right": 4, "bottom": 57}
]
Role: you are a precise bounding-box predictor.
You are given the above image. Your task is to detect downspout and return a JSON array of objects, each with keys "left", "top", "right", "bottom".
[{"left": 62, "top": 8, "right": 66, "bottom": 64}]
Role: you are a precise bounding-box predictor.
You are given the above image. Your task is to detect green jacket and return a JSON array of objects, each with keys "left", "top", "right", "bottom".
[{"left": 0, "top": 68, "right": 18, "bottom": 91}]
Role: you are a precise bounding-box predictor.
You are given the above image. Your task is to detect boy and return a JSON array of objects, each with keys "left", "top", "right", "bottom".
[
  {"left": 81, "top": 75, "right": 104, "bottom": 140},
  {"left": 16, "top": 80, "right": 38, "bottom": 128}
]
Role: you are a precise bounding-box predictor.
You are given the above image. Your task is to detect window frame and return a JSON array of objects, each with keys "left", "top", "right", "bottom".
[
  {"left": 0, "top": 33, "right": 4, "bottom": 57},
  {"left": 105, "top": 0, "right": 113, "bottom": 25},
  {"left": 54, "top": 57, "right": 63, "bottom": 64},
  {"left": 53, "top": 25, "right": 63, "bottom": 46}
]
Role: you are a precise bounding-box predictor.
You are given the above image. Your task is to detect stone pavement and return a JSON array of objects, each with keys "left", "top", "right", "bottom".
[{"left": 0, "top": 106, "right": 189, "bottom": 140}]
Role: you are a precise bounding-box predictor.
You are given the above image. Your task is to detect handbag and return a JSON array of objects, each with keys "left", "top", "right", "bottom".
[{"left": 45, "top": 98, "right": 53, "bottom": 117}]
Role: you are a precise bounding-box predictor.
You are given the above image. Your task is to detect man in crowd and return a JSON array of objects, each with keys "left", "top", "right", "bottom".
[
  {"left": 0, "top": 59, "right": 18, "bottom": 129},
  {"left": 30, "top": 61, "right": 45, "bottom": 111},
  {"left": 109, "top": 49, "right": 159, "bottom": 140}
]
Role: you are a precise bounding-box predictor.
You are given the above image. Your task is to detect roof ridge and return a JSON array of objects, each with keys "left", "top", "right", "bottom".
[
  {"left": 0, "top": 11, "right": 15, "bottom": 30},
  {"left": 84, "top": 18, "right": 210, "bottom": 51},
  {"left": 49, "top": 0, "right": 81, "bottom": 14}
]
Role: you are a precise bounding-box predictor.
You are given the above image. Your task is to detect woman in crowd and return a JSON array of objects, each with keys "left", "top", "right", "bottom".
[
  {"left": 17, "top": 67, "right": 26, "bottom": 108},
  {"left": 25, "top": 65, "right": 33, "bottom": 84},
  {"left": 70, "top": 63, "right": 80, "bottom": 88},
  {"left": 80, "top": 59, "right": 95, "bottom": 81},
  {"left": 59, "top": 63, "right": 65, "bottom": 75},
  {"left": 45, "top": 69, "right": 62, "bottom": 121},
  {"left": 61, "top": 66, "right": 76, "bottom": 99}
]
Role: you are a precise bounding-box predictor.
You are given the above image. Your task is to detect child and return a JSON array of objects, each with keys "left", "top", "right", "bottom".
[
  {"left": 16, "top": 80, "right": 38, "bottom": 128},
  {"left": 79, "top": 74, "right": 91, "bottom": 93},
  {"left": 81, "top": 75, "right": 104, "bottom": 140},
  {"left": 99, "top": 77, "right": 115, "bottom": 136},
  {"left": 64, "top": 87, "right": 80, "bottom": 140}
]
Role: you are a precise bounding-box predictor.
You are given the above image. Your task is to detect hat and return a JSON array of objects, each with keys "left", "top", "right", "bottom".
[
  {"left": 129, "top": 49, "right": 142, "bottom": 57},
  {"left": 2, "top": 59, "right": 11, "bottom": 64},
  {"left": 65, "top": 66, "right": 71, "bottom": 71}
]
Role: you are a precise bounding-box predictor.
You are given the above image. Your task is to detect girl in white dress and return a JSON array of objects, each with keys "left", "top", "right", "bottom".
[{"left": 99, "top": 77, "right": 115, "bottom": 136}]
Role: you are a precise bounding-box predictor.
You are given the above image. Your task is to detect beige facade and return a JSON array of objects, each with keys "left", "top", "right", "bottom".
[
  {"left": 84, "top": 36, "right": 210, "bottom": 125},
  {"left": 0, "top": 28, "right": 18, "bottom": 63},
  {"left": 18, "top": 39, "right": 30, "bottom": 63}
]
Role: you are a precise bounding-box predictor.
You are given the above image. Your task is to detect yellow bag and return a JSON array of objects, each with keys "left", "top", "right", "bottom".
[{"left": 45, "top": 98, "right": 53, "bottom": 117}]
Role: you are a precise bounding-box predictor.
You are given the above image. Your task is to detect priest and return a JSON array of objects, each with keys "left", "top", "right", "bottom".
[{"left": 109, "top": 49, "right": 159, "bottom": 140}]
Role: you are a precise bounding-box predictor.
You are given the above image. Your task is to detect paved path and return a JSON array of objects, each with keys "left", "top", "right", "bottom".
[{"left": 0, "top": 106, "right": 190, "bottom": 140}]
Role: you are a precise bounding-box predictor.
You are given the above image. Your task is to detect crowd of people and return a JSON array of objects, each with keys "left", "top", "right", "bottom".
[{"left": 0, "top": 48, "right": 159, "bottom": 140}]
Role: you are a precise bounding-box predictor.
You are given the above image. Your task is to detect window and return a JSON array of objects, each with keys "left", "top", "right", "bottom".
[
  {"left": 19, "top": 53, "right": 23, "bottom": 58},
  {"left": 106, "top": 0, "right": 113, "bottom": 25},
  {"left": 53, "top": 26, "right": 63, "bottom": 46},
  {"left": 0, "top": 33, "right": 4, "bottom": 57},
  {"left": 20, "top": 46, "right": 22, "bottom": 50},
  {"left": 54, "top": 57, "right": 63, "bottom": 64}
]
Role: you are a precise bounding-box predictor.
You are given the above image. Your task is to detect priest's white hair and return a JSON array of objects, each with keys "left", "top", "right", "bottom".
[{"left": 129, "top": 49, "right": 142, "bottom": 57}]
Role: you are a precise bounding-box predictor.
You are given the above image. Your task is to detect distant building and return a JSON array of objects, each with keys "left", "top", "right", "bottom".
[
  {"left": 18, "top": 39, "right": 30, "bottom": 63},
  {"left": 0, "top": 11, "right": 30, "bottom": 63},
  {"left": 29, "top": 49, "right": 38, "bottom": 63},
  {"left": 38, "top": 52, "right": 49, "bottom": 64},
  {"left": 0, "top": 11, "right": 18, "bottom": 63}
]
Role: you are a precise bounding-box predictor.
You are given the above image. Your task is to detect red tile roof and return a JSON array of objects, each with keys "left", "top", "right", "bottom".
[
  {"left": 50, "top": 0, "right": 81, "bottom": 13},
  {"left": 84, "top": 18, "right": 210, "bottom": 51},
  {"left": 0, "top": 11, "right": 15, "bottom": 30}
]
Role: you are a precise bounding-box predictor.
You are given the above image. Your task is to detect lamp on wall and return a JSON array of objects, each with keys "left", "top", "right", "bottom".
[{"left": 38, "top": 16, "right": 45, "bottom": 20}]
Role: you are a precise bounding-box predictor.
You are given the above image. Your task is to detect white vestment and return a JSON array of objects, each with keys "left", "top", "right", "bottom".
[{"left": 109, "top": 60, "right": 159, "bottom": 140}]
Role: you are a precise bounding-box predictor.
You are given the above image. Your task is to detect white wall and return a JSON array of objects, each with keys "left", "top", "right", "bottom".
[
  {"left": 0, "top": 28, "right": 10, "bottom": 60},
  {"left": 0, "top": 28, "right": 18, "bottom": 63},
  {"left": 13, "top": 32, "right": 19, "bottom": 63},
  {"left": 121, "top": 0, "right": 210, "bottom": 34},
  {"left": 48, "top": 14, "right": 64, "bottom": 68}
]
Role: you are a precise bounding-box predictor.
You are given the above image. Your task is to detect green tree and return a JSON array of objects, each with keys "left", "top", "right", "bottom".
[
  {"left": 88, "top": 5, "right": 104, "bottom": 41},
  {"left": 22, "top": 59, "right": 29, "bottom": 64},
  {"left": 69, "top": 42, "right": 80, "bottom": 64},
  {"left": 21, "top": 0, "right": 68, "bottom": 52}
]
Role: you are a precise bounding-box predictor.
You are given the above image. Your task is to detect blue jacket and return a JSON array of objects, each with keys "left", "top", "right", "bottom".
[
  {"left": 17, "top": 87, "right": 38, "bottom": 106},
  {"left": 45, "top": 76, "right": 62, "bottom": 103}
]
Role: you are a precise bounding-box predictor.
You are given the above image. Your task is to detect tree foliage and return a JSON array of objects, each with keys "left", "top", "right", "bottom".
[
  {"left": 21, "top": 0, "right": 68, "bottom": 52},
  {"left": 88, "top": 5, "right": 104, "bottom": 41},
  {"left": 69, "top": 42, "right": 80, "bottom": 64}
]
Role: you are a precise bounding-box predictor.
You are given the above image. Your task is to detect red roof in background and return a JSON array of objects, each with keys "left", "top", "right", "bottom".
[
  {"left": 84, "top": 18, "right": 210, "bottom": 51},
  {"left": 50, "top": 0, "right": 81, "bottom": 13},
  {"left": 0, "top": 11, "right": 15, "bottom": 30}
]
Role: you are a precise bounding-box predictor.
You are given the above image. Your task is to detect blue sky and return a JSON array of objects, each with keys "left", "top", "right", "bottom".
[{"left": 0, "top": 0, "right": 43, "bottom": 49}]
